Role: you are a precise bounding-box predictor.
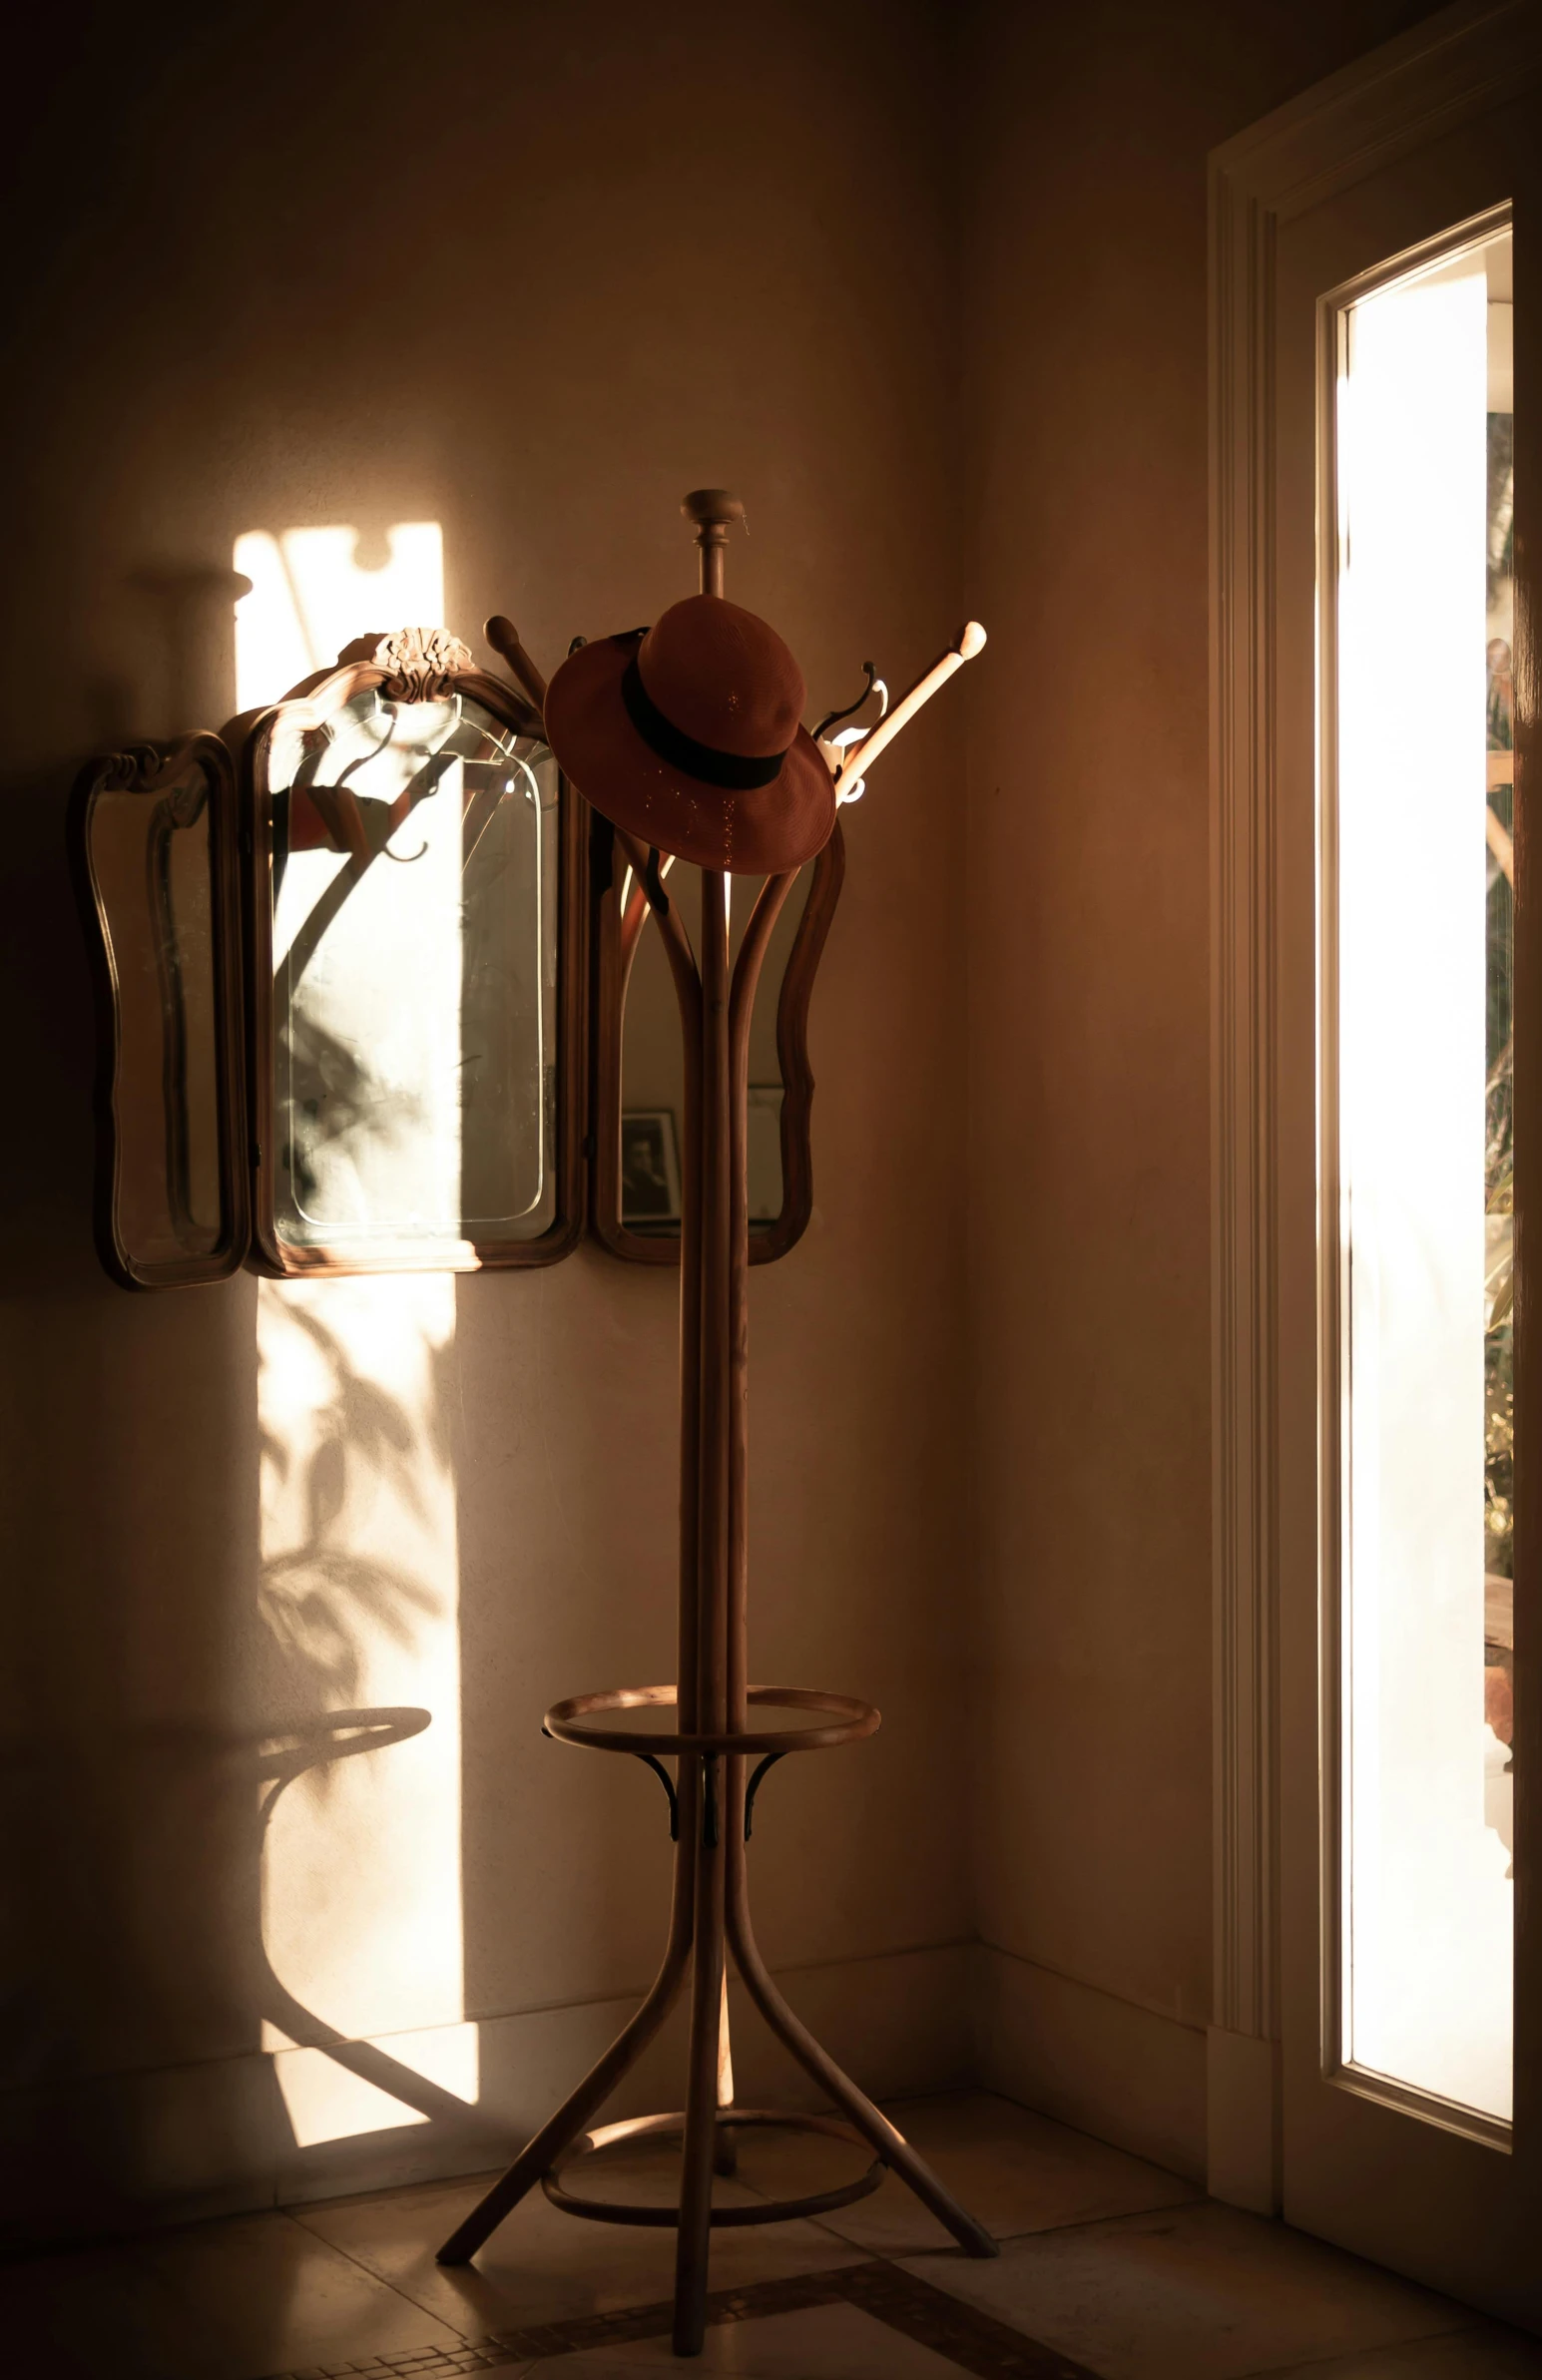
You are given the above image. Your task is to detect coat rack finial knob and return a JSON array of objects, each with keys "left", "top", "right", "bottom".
[
  {"left": 681, "top": 488, "right": 745, "bottom": 531},
  {"left": 682, "top": 490, "right": 745, "bottom": 597}
]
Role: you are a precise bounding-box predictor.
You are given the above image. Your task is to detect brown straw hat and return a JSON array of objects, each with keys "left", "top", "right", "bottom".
[{"left": 543, "top": 594, "right": 836, "bottom": 874}]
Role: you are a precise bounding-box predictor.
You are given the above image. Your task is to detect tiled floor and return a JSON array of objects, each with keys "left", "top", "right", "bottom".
[{"left": 4, "top": 2093, "right": 1540, "bottom": 2378}]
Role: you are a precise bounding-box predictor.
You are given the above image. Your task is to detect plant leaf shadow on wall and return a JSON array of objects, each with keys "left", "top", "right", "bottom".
[
  {"left": 256, "top": 1268, "right": 483, "bottom": 2152},
  {"left": 257, "top": 1297, "right": 440, "bottom": 1711},
  {"left": 0, "top": 507, "right": 484, "bottom": 2231}
]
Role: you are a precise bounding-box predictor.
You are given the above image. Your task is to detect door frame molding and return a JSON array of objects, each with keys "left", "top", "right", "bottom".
[{"left": 1207, "top": 0, "right": 1539, "bottom": 2215}]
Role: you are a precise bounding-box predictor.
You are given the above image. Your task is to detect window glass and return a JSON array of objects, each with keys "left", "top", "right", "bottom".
[{"left": 1334, "top": 226, "right": 1514, "bottom": 2122}]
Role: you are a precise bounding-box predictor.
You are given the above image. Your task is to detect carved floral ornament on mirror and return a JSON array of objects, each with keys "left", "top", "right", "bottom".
[{"left": 373, "top": 623, "right": 475, "bottom": 700}]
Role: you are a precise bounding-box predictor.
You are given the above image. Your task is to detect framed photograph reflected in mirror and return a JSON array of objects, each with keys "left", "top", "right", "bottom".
[
  {"left": 590, "top": 818, "right": 844, "bottom": 1266},
  {"left": 245, "top": 627, "right": 587, "bottom": 1275},
  {"left": 71, "top": 732, "right": 249, "bottom": 1287},
  {"left": 621, "top": 1108, "right": 683, "bottom": 1229}
]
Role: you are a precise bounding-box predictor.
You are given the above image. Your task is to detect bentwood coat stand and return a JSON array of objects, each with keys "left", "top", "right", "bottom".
[{"left": 437, "top": 494, "right": 997, "bottom": 2357}]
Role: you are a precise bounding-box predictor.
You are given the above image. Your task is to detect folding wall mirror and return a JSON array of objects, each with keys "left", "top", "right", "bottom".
[
  {"left": 73, "top": 619, "right": 845, "bottom": 1289},
  {"left": 73, "top": 733, "right": 249, "bottom": 1287},
  {"left": 591, "top": 819, "right": 845, "bottom": 1265},
  {"left": 245, "top": 628, "right": 586, "bottom": 1274}
]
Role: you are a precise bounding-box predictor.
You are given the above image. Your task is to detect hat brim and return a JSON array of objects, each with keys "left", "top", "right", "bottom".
[{"left": 544, "top": 634, "right": 836, "bottom": 875}]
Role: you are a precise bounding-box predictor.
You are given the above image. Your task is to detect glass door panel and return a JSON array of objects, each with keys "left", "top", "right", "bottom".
[{"left": 1333, "top": 224, "right": 1514, "bottom": 2127}]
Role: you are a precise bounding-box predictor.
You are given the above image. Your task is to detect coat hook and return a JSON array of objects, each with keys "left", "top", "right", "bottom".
[{"left": 813, "top": 662, "right": 888, "bottom": 743}]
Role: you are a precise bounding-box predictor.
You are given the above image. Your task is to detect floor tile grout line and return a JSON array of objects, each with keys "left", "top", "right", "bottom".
[
  {"left": 244, "top": 2259, "right": 1106, "bottom": 2380},
  {"left": 972, "top": 2189, "right": 1210, "bottom": 2250},
  {"left": 266, "top": 2092, "right": 1209, "bottom": 2318},
  {"left": 270, "top": 2170, "right": 1208, "bottom": 2369},
  {"left": 832, "top": 2261, "right": 1105, "bottom": 2379},
  {"left": 899, "top": 2194, "right": 1217, "bottom": 2258},
  {"left": 251, "top": 2161, "right": 1493, "bottom": 2380},
  {"left": 793, "top": 2181, "right": 1209, "bottom": 2256},
  {"left": 280, "top": 2202, "right": 485, "bottom": 2349},
  {"left": 1226, "top": 2311, "right": 1494, "bottom": 2380}
]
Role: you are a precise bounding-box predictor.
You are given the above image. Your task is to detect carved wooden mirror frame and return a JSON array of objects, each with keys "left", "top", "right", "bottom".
[
  {"left": 589, "top": 815, "right": 845, "bottom": 1267},
  {"left": 71, "top": 732, "right": 250, "bottom": 1289},
  {"left": 243, "top": 627, "right": 588, "bottom": 1277},
  {"left": 73, "top": 623, "right": 852, "bottom": 1289}
]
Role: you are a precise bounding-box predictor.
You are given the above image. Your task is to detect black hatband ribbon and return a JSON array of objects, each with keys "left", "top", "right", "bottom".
[{"left": 620, "top": 648, "right": 785, "bottom": 790}]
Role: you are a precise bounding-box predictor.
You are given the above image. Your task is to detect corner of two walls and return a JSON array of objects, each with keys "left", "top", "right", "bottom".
[
  {"left": 956, "top": 0, "right": 1459, "bottom": 2195},
  {"left": 954, "top": 0, "right": 1220, "bottom": 2189}
]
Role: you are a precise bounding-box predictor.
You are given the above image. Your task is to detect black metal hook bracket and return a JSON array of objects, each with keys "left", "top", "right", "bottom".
[
  {"left": 545, "top": 1719, "right": 681, "bottom": 1842},
  {"left": 744, "top": 1750, "right": 786, "bottom": 1840},
  {"left": 813, "top": 662, "right": 884, "bottom": 743},
  {"left": 636, "top": 1752, "right": 680, "bottom": 1840}
]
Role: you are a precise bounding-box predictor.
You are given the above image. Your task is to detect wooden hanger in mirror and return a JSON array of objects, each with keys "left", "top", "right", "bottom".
[{"left": 244, "top": 627, "right": 588, "bottom": 1276}]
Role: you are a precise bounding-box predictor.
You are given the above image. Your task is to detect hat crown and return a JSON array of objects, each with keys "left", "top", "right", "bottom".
[{"left": 638, "top": 596, "right": 805, "bottom": 760}]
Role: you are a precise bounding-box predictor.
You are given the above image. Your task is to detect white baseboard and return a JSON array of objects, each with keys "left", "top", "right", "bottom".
[
  {"left": 1205, "top": 2024, "right": 1280, "bottom": 2213},
  {"left": 0, "top": 1940, "right": 975, "bottom": 2245},
  {"left": 0, "top": 1938, "right": 1228, "bottom": 2243},
  {"left": 972, "top": 1942, "right": 1208, "bottom": 2181}
]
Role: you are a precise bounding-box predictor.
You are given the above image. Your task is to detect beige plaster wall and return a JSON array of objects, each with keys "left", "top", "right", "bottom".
[
  {"left": 0, "top": 0, "right": 1467, "bottom": 2236},
  {"left": 0, "top": 0, "right": 971, "bottom": 2233},
  {"left": 961, "top": 0, "right": 1446, "bottom": 2178}
]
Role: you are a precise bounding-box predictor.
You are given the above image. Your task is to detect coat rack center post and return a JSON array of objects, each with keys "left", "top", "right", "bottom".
[{"left": 435, "top": 493, "right": 995, "bottom": 2360}]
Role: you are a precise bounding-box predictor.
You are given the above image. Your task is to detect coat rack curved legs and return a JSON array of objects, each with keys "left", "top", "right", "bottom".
[
  {"left": 432, "top": 1758, "right": 696, "bottom": 2268},
  {"left": 436, "top": 845, "right": 996, "bottom": 2351},
  {"left": 437, "top": 1730, "right": 995, "bottom": 2355}
]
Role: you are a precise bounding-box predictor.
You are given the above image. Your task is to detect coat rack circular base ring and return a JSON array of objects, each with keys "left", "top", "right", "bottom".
[{"left": 542, "top": 2108, "right": 885, "bottom": 2228}]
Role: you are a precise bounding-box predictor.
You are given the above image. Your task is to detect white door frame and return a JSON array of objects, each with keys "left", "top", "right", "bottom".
[{"left": 1207, "top": 0, "right": 1542, "bottom": 2217}]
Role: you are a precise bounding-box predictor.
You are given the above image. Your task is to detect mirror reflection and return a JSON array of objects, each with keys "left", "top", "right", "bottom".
[
  {"left": 619, "top": 864, "right": 813, "bottom": 1237},
  {"left": 83, "top": 744, "right": 236, "bottom": 1280},
  {"left": 263, "top": 688, "right": 559, "bottom": 1264}
]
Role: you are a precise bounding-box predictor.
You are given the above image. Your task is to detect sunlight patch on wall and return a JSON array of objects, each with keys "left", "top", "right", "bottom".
[
  {"left": 257, "top": 1271, "right": 467, "bottom": 2145},
  {"left": 265, "top": 2020, "right": 480, "bottom": 2149},
  {"left": 234, "top": 523, "right": 444, "bottom": 711}
]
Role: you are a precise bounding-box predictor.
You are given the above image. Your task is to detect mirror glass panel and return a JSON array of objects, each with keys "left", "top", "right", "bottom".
[
  {"left": 82, "top": 743, "right": 239, "bottom": 1281},
  {"left": 619, "top": 863, "right": 812, "bottom": 1237},
  {"left": 263, "top": 688, "right": 559, "bottom": 1263}
]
